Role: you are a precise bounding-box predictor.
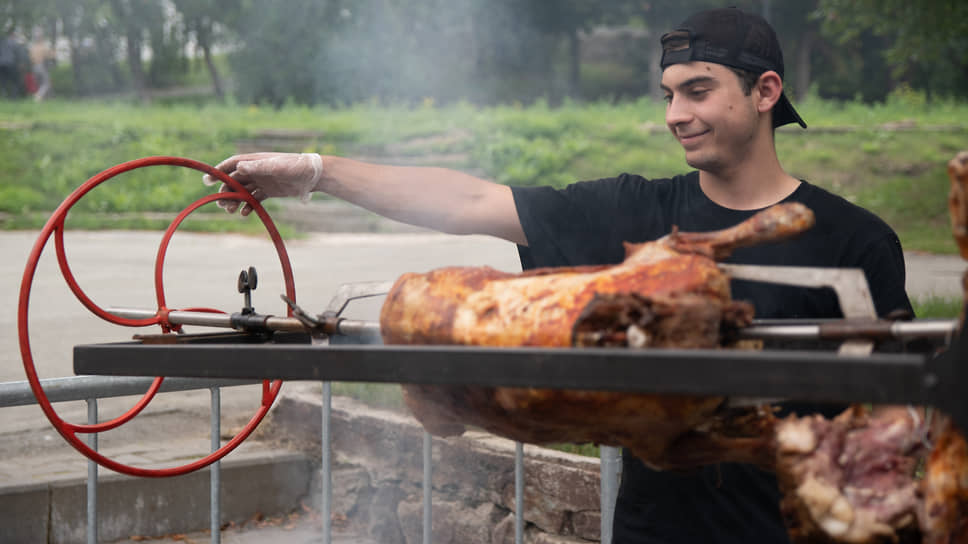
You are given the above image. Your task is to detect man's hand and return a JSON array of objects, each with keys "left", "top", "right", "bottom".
[{"left": 203, "top": 152, "right": 323, "bottom": 215}]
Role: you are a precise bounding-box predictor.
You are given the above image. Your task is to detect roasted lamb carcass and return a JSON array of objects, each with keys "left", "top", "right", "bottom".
[{"left": 380, "top": 202, "right": 813, "bottom": 465}]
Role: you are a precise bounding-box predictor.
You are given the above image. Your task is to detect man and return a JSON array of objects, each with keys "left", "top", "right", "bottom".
[
  {"left": 29, "top": 33, "right": 54, "bottom": 102},
  {"left": 206, "top": 8, "right": 912, "bottom": 542},
  {"left": 0, "top": 32, "right": 26, "bottom": 99}
]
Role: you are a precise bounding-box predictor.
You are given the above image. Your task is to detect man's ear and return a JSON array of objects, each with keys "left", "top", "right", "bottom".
[{"left": 754, "top": 71, "right": 783, "bottom": 114}]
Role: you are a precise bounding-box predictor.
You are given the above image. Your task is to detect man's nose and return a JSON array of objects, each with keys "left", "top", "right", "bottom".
[{"left": 665, "top": 95, "right": 692, "bottom": 128}]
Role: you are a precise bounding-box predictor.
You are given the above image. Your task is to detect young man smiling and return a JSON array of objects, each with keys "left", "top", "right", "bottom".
[
  {"left": 660, "top": 19, "right": 803, "bottom": 212},
  {"left": 207, "top": 7, "right": 912, "bottom": 542}
]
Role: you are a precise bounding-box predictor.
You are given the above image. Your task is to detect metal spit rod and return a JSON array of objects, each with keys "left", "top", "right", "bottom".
[
  {"left": 107, "top": 307, "right": 378, "bottom": 337},
  {"left": 740, "top": 318, "right": 958, "bottom": 341},
  {"left": 108, "top": 307, "right": 957, "bottom": 342}
]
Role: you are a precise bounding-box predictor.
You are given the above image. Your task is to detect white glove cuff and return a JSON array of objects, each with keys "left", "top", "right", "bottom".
[{"left": 300, "top": 153, "right": 323, "bottom": 202}]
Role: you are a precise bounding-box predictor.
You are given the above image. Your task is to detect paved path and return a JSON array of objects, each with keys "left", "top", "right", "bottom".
[{"left": 904, "top": 251, "right": 966, "bottom": 301}]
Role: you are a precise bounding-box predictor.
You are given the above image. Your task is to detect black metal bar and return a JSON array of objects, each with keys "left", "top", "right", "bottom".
[{"left": 75, "top": 342, "right": 930, "bottom": 403}]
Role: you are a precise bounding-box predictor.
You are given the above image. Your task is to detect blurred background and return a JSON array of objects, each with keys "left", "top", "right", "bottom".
[{"left": 1, "top": 0, "right": 965, "bottom": 106}]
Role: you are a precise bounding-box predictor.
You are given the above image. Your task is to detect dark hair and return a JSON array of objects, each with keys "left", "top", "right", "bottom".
[{"left": 728, "top": 67, "right": 759, "bottom": 96}]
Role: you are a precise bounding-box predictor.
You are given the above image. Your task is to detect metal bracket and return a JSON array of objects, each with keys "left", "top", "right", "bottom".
[
  {"left": 721, "top": 264, "right": 878, "bottom": 355},
  {"left": 237, "top": 266, "right": 259, "bottom": 315},
  {"left": 322, "top": 280, "right": 395, "bottom": 316},
  {"left": 719, "top": 264, "right": 877, "bottom": 318},
  {"left": 311, "top": 281, "right": 394, "bottom": 345}
]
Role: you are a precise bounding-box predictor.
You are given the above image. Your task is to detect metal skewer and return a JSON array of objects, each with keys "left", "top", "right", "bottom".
[{"left": 109, "top": 307, "right": 957, "bottom": 343}]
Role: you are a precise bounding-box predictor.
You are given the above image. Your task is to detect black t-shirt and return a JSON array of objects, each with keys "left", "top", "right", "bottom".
[{"left": 510, "top": 171, "right": 913, "bottom": 544}]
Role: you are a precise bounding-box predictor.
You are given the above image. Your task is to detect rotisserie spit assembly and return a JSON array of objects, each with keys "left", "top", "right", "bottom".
[{"left": 20, "top": 152, "right": 968, "bottom": 542}]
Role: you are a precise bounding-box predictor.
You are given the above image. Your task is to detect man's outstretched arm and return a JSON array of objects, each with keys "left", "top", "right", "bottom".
[{"left": 205, "top": 152, "right": 527, "bottom": 246}]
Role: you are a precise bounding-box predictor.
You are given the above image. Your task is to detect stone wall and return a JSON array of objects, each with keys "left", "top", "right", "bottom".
[{"left": 268, "top": 391, "right": 603, "bottom": 544}]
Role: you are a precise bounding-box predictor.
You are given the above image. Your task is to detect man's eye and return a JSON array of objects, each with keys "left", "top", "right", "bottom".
[
  {"left": 690, "top": 88, "right": 709, "bottom": 97},
  {"left": 662, "top": 95, "right": 672, "bottom": 103}
]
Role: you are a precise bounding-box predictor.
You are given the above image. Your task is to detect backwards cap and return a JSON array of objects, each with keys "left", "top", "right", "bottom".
[{"left": 660, "top": 7, "right": 806, "bottom": 129}]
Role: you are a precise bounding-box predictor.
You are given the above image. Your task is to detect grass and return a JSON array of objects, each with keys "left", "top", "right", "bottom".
[
  {"left": 6, "top": 95, "right": 962, "bottom": 251},
  {"left": 912, "top": 295, "right": 964, "bottom": 319}
]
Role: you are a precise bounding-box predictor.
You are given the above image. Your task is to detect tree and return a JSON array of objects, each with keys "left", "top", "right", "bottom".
[
  {"left": 768, "top": 0, "right": 822, "bottom": 102},
  {"left": 818, "top": 0, "right": 968, "bottom": 99},
  {"left": 522, "top": 0, "right": 641, "bottom": 100},
  {"left": 108, "top": 0, "right": 155, "bottom": 101},
  {"left": 171, "top": 0, "right": 241, "bottom": 101},
  {"left": 51, "top": 0, "right": 127, "bottom": 96},
  {"left": 228, "top": 0, "right": 335, "bottom": 106}
]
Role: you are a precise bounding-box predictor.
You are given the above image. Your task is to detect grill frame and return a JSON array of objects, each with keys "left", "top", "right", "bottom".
[{"left": 74, "top": 328, "right": 968, "bottom": 433}]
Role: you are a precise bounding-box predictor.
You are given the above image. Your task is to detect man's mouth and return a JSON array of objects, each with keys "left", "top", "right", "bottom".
[{"left": 678, "top": 130, "right": 709, "bottom": 146}]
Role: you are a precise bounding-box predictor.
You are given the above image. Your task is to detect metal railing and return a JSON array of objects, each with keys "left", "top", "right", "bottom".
[
  {"left": 0, "top": 376, "right": 258, "bottom": 544},
  {"left": 0, "top": 375, "right": 619, "bottom": 544}
]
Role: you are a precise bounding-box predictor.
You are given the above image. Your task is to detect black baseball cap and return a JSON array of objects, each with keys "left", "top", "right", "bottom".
[{"left": 660, "top": 7, "right": 806, "bottom": 129}]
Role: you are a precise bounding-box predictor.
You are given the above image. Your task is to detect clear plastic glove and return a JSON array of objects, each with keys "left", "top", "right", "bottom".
[{"left": 203, "top": 152, "right": 323, "bottom": 215}]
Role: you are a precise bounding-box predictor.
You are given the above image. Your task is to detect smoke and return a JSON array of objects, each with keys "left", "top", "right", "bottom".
[
  {"left": 230, "top": 0, "right": 666, "bottom": 107},
  {"left": 310, "top": 0, "right": 563, "bottom": 107}
]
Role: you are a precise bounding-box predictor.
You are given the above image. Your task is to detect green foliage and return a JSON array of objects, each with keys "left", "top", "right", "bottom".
[
  {"left": 0, "top": 186, "right": 46, "bottom": 213},
  {"left": 228, "top": 0, "right": 330, "bottom": 107},
  {"left": 912, "top": 296, "right": 964, "bottom": 319},
  {"left": 1, "top": 97, "right": 965, "bottom": 253},
  {"left": 817, "top": 0, "right": 968, "bottom": 99}
]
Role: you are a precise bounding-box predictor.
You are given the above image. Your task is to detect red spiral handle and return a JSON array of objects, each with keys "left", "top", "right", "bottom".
[{"left": 18, "top": 156, "right": 294, "bottom": 477}]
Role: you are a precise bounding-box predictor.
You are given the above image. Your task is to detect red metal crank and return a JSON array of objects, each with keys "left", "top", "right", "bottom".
[{"left": 18, "top": 156, "right": 295, "bottom": 477}]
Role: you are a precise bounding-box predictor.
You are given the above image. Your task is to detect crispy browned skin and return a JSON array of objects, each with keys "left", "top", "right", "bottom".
[
  {"left": 948, "top": 151, "right": 968, "bottom": 260},
  {"left": 380, "top": 203, "right": 813, "bottom": 467},
  {"left": 665, "top": 200, "right": 817, "bottom": 259},
  {"left": 949, "top": 151, "right": 968, "bottom": 326},
  {"left": 382, "top": 202, "right": 814, "bottom": 347},
  {"left": 381, "top": 252, "right": 728, "bottom": 346},
  {"left": 919, "top": 417, "right": 968, "bottom": 544}
]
